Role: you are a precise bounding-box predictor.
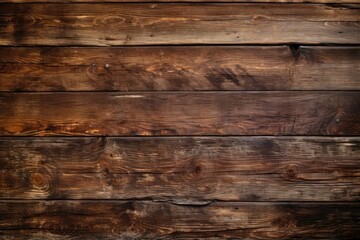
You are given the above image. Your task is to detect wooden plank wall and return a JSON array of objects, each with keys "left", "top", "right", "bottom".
[{"left": 0, "top": 1, "right": 359, "bottom": 239}]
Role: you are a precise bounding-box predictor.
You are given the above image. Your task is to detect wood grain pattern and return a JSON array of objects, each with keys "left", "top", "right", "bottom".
[
  {"left": 1, "top": 137, "right": 359, "bottom": 201},
  {"left": 1, "top": 0, "right": 359, "bottom": 2},
  {"left": 1, "top": 46, "right": 359, "bottom": 91},
  {"left": 1, "top": 4, "right": 359, "bottom": 46},
  {"left": 1, "top": 201, "right": 359, "bottom": 239},
  {"left": 0, "top": 0, "right": 359, "bottom": 238},
  {"left": 0, "top": 92, "right": 359, "bottom": 136}
]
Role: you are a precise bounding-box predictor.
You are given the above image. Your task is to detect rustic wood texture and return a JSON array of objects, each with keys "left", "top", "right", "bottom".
[
  {"left": 1, "top": 201, "right": 359, "bottom": 239},
  {"left": 1, "top": 0, "right": 359, "bottom": 2},
  {"left": 1, "top": 0, "right": 359, "bottom": 238},
  {"left": 0, "top": 92, "right": 359, "bottom": 136},
  {"left": 1, "top": 46, "right": 359, "bottom": 91},
  {"left": 1, "top": 137, "right": 359, "bottom": 201},
  {"left": 1, "top": 4, "right": 359, "bottom": 46}
]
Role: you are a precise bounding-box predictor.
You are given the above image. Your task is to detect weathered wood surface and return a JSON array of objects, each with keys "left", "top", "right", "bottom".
[
  {"left": 1, "top": 0, "right": 359, "bottom": 3},
  {"left": 0, "top": 4, "right": 359, "bottom": 46},
  {"left": 0, "top": 92, "right": 359, "bottom": 136},
  {"left": 1, "top": 46, "right": 359, "bottom": 91},
  {"left": 0, "top": 201, "right": 359, "bottom": 239},
  {"left": 1, "top": 137, "right": 359, "bottom": 201}
]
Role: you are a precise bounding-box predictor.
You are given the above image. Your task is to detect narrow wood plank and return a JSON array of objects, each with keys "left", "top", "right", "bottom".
[
  {"left": 1, "top": 137, "right": 359, "bottom": 201},
  {"left": 1, "top": 46, "right": 359, "bottom": 91},
  {"left": 0, "top": 92, "right": 359, "bottom": 136},
  {"left": 0, "top": 4, "right": 359, "bottom": 46},
  {"left": 1, "top": 0, "right": 359, "bottom": 3},
  {"left": 0, "top": 201, "right": 359, "bottom": 239}
]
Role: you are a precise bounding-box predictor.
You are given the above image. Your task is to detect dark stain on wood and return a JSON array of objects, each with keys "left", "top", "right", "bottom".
[
  {"left": 11, "top": 9, "right": 27, "bottom": 44},
  {"left": 290, "top": 45, "right": 301, "bottom": 63},
  {"left": 0, "top": 1, "right": 359, "bottom": 238},
  {"left": 0, "top": 92, "right": 359, "bottom": 136},
  {"left": 0, "top": 4, "right": 359, "bottom": 45},
  {"left": 0, "top": 46, "right": 358, "bottom": 91},
  {"left": 1, "top": 137, "right": 359, "bottom": 201},
  {"left": 206, "top": 65, "right": 253, "bottom": 90},
  {"left": 2, "top": 0, "right": 360, "bottom": 2},
  {"left": 0, "top": 201, "right": 359, "bottom": 239}
]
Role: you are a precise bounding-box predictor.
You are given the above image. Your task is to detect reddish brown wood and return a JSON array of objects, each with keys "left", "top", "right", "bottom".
[
  {"left": 1, "top": 201, "right": 359, "bottom": 239},
  {"left": 0, "top": 4, "right": 359, "bottom": 45},
  {"left": 1, "top": 0, "right": 359, "bottom": 2},
  {"left": 1, "top": 137, "right": 359, "bottom": 201},
  {"left": 0, "top": 92, "right": 359, "bottom": 136},
  {"left": 0, "top": 1, "right": 359, "bottom": 238},
  {"left": 1, "top": 46, "right": 359, "bottom": 91}
]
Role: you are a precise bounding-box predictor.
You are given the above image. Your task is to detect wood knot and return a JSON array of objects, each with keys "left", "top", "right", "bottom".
[
  {"left": 103, "top": 168, "right": 116, "bottom": 185},
  {"left": 31, "top": 173, "right": 47, "bottom": 189},
  {"left": 29, "top": 170, "right": 56, "bottom": 197},
  {"left": 104, "top": 168, "right": 110, "bottom": 174},
  {"left": 285, "top": 164, "right": 298, "bottom": 179},
  {"left": 252, "top": 16, "right": 260, "bottom": 21},
  {"left": 194, "top": 166, "right": 202, "bottom": 174}
]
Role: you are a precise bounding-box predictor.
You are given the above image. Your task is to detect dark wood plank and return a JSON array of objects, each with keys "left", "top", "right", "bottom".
[
  {"left": 0, "top": 201, "right": 359, "bottom": 239},
  {"left": 0, "top": 92, "right": 359, "bottom": 136},
  {"left": 1, "top": 0, "right": 359, "bottom": 2},
  {"left": 1, "top": 137, "right": 359, "bottom": 201},
  {"left": 1, "top": 46, "right": 359, "bottom": 91},
  {"left": 0, "top": 4, "right": 359, "bottom": 46}
]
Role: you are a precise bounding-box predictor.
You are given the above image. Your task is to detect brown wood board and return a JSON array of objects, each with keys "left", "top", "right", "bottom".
[
  {"left": 1, "top": 4, "right": 359, "bottom": 46},
  {"left": 1, "top": 0, "right": 360, "bottom": 3},
  {"left": 1, "top": 137, "right": 359, "bottom": 201},
  {"left": 0, "top": 92, "right": 359, "bottom": 136},
  {"left": 0, "top": 201, "right": 359, "bottom": 239},
  {"left": 1, "top": 46, "right": 359, "bottom": 91}
]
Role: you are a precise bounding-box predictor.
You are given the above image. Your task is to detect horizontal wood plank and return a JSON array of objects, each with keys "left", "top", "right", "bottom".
[
  {"left": 0, "top": 201, "right": 359, "bottom": 239},
  {"left": 1, "top": 137, "right": 359, "bottom": 201},
  {"left": 0, "top": 92, "right": 359, "bottom": 136},
  {"left": 0, "top": 4, "right": 359, "bottom": 45},
  {"left": 1, "top": 0, "right": 359, "bottom": 3},
  {"left": 1, "top": 46, "right": 359, "bottom": 91}
]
